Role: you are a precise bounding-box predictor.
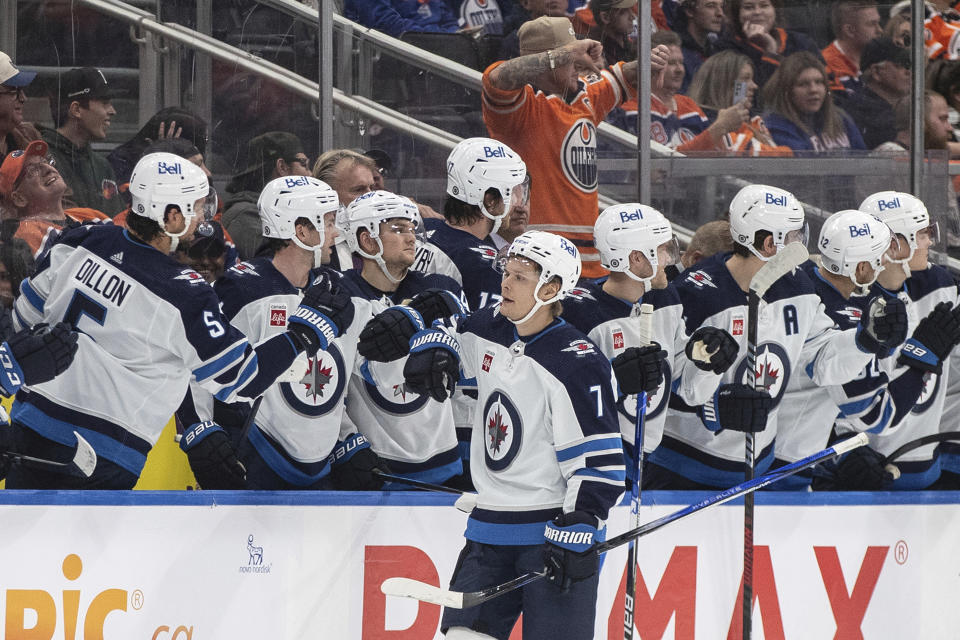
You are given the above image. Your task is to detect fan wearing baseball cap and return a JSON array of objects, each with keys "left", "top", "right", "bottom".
[
  {"left": 0, "top": 139, "right": 110, "bottom": 258},
  {"left": 39, "top": 67, "right": 123, "bottom": 218},
  {"left": 0, "top": 51, "right": 41, "bottom": 167}
]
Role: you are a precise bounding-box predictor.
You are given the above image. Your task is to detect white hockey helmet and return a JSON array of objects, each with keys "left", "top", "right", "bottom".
[
  {"left": 818, "top": 210, "right": 894, "bottom": 294},
  {"left": 728, "top": 184, "right": 807, "bottom": 261},
  {"left": 258, "top": 175, "right": 339, "bottom": 252},
  {"left": 343, "top": 190, "right": 421, "bottom": 283},
  {"left": 501, "top": 230, "right": 581, "bottom": 325},
  {"left": 446, "top": 137, "right": 527, "bottom": 234},
  {"left": 129, "top": 152, "right": 209, "bottom": 226},
  {"left": 858, "top": 192, "right": 938, "bottom": 264},
  {"left": 594, "top": 203, "right": 678, "bottom": 287}
]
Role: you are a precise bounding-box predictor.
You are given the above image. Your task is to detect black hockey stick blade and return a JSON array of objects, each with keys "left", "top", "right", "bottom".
[
  {"left": 5, "top": 431, "right": 97, "bottom": 477},
  {"left": 373, "top": 471, "right": 478, "bottom": 512},
  {"left": 381, "top": 570, "right": 549, "bottom": 609},
  {"left": 748, "top": 243, "right": 808, "bottom": 298}
]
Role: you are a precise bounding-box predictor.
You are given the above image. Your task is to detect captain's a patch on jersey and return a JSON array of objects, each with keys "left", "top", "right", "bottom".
[
  {"left": 562, "top": 339, "right": 597, "bottom": 356},
  {"left": 269, "top": 304, "right": 288, "bottom": 327},
  {"left": 685, "top": 269, "right": 717, "bottom": 289}
]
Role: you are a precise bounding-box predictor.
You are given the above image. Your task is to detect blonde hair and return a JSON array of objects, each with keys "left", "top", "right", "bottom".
[
  {"left": 687, "top": 50, "right": 753, "bottom": 111},
  {"left": 312, "top": 149, "right": 376, "bottom": 185}
]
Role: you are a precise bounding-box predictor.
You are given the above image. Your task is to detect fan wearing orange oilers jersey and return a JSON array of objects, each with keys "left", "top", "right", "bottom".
[
  {"left": 826, "top": 191, "right": 960, "bottom": 490},
  {"left": 646, "top": 185, "right": 906, "bottom": 490},
  {"left": 560, "top": 204, "right": 743, "bottom": 485},
  {"left": 481, "top": 16, "right": 669, "bottom": 278}
]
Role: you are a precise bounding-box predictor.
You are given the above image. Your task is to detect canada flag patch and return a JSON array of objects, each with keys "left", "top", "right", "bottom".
[{"left": 269, "top": 304, "right": 287, "bottom": 327}]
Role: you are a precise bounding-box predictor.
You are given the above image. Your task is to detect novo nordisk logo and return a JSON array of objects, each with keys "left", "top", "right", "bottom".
[{"left": 240, "top": 534, "right": 271, "bottom": 574}]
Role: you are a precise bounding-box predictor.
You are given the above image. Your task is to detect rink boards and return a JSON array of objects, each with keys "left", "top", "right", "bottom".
[{"left": 0, "top": 491, "right": 956, "bottom": 639}]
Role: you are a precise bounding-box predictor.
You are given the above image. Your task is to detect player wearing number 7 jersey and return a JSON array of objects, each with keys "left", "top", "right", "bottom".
[{"left": 6, "top": 153, "right": 353, "bottom": 489}]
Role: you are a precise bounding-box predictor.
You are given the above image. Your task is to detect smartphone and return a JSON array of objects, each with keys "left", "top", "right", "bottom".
[{"left": 733, "top": 81, "right": 749, "bottom": 104}]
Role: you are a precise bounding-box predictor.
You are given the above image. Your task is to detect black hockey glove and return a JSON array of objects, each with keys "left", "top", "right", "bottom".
[
  {"left": 0, "top": 322, "right": 79, "bottom": 395},
  {"left": 611, "top": 343, "right": 667, "bottom": 395},
  {"left": 856, "top": 296, "right": 908, "bottom": 358},
  {"left": 287, "top": 285, "right": 355, "bottom": 357},
  {"left": 408, "top": 288, "right": 467, "bottom": 325},
  {"left": 328, "top": 433, "right": 390, "bottom": 490},
  {"left": 699, "top": 383, "right": 773, "bottom": 433},
  {"left": 833, "top": 445, "right": 894, "bottom": 490},
  {"left": 358, "top": 306, "right": 426, "bottom": 362},
  {"left": 543, "top": 511, "right": 600, "bottom": 591},
  {"left": 686, "top": 327, "right": 739, "bottom": 374},
  {"left": 180, "top": 421, "right": 247, "bottom": 490},
  {"left": 897, "top": 301, "right": 960, "bottom": 374},
  {"left": 402, "top": 328, "right": 462, "bottom": 402}
]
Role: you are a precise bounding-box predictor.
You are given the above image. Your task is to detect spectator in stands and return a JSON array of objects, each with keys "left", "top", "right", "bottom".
[
  {"left": 0, "top": 140, "right": 110, "bottom": 259},
  {"left": 762, "top": 52, "right": 866, "bottom": 153},
  {"left": 0, "top": 238, "right": 34, "bottom": 343},
  {"left": 314, "top": 148, "right": 378, "bottom": 270},
  {"left": 715, "top": 0, "right": 822, "bottom": 90},
  {"left": 883, "top": 11, "right": 911, "bottom": 48},
  {"left": 926, "top": 58, "right": 960, "bottom": 157},
  {"left": 664, "top": 218, "right": 734, "bottom": 281},
  {"left": 499, "top": 0, "right": 570, "bottom": 60},
  {"left": 344, "top": 0, "right": 459, "bottom": 38},
  {"left": 449, "top": 0, "right": 507, "bottom": 34},
  {"left": 39, "top": 68, "right": 123, "bottom": 218},
  {"left": 822, "top": 1, "right": 882, "bottom": 92},
  {"left": 222, "top": 131, "right": 311, "bottom": 260},
  {"left": 686, "top": 50, "right": 793, "bottom": 155},
  {"left": 491, "top": 173, "right": 530, "bottom": 250},
  {"left": 649, "top": 32, "right": 750, "bottom": 154},
  {"left": 107, "top": 106, "right": 208, "bottom": 186},
  {"left": 836, "top": 37, "right": 911, "bottom": 150},
  {"left": 0, "top": 52, "right": 40, "bottom": 166},
  {"left": 587, "top": 0, "right": 638, "bottom": 66},
  {"left": 482, "top": 16, "right": 669, "bottom": 277},
  {"left": 364, "top": 148, "right": 393, "bottom": 190},
  {"left": 175, "top": 220, "right": 229, "bottom": 284},
  {"left": 674, "top": 0, "right": 725, "bottom": 93}
]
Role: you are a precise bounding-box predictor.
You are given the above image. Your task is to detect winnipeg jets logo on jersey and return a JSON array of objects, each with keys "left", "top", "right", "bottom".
[
  {"left": 174, "top": 268, "right": 207, "bottom": 285},
  {"left": 468, "top": 246, "right": 499, "bottom": 263},
  {"left": 566, "top": 287, "right": 597, "bottom": 302},
  {"left": 561, "top": 339, "right": 597, "bottom": 356},
  {"left": 836, "top": 306, "right": 863, "bottom": 323},
  {"left": 280, "top": 345, "right": 347, "bottom": 416},
  {"left": 912, "top": 371, "right": 940, "bottom": 415},
  {"left": 617, "top": 361, "right": 672, "bottom": 421},
  {"left": 483, "top": 391, "right": 523, "bottom": 471},
  {"left": 364, "top": 377, "right": 429, "bottom": 414},
  {"left": 561, "top": 119, "right": 598, "bottom": 193},
  {"left": 733, "top": 343, "right": 792, "bottom": 406},
  {"left": 229, "top": 262, "right": 261, "bottom": 277},
  {"left": 685, "top": 270, "right": 718, "bottom": 289}
]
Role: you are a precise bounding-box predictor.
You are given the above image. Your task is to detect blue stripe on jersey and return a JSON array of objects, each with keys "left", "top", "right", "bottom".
[
  {"left": 380, "top": 446, "right": 462, "bottom": 484},
  {"left": 20, "top": 279, "right": 44, "bottom": 313},
  {"left": 193, "top": 341, "right": 249, "bottom": 382},
  {"left": 891, "top": 454, "right": 941, "bottom": 490},
  {"left": 248, "top": 424, "right": 331, "bottom": 486},
  {"left": 556, "top": 435, "right": 622, "bottom": 462},
  {"left": 648, "top": 436, "right": 776, "bottom": 488},
  {"left": 11, "top": 400, "right": 149, "bottom": 475},
  {"left": 574, "top": 466, "right": 626, "bottom": 483},
  {"left": 359, "top": 360, "right": 375, "bottom": 386},
  {"left": 12, "top": 306, "right": 28, "bottom": 331},
  {"left": 213, "top": 353, "right": 259, "bottom": 402},
  {"left": 465, "top": 519, "right": 550, "bottom": 545},
  {"left": 838, "top": 395, "right": 875, "bottom": 415}
]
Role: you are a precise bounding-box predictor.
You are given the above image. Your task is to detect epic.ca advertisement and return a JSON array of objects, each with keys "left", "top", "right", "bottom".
[{"left": 0, "top": 497, "right": 956, "bottom": 639}]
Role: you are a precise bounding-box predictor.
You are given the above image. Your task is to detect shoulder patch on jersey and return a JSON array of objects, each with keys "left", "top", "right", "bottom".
[
  {"left": 468, "top": 246, "right": 499, "bottom": 262},
  {"left": 268, "top": 303, "right": 288, "bottom": 327},
  {"left": 561, "top": 339, "right": 597, "bottom": 356},
  {"left": 836, "top": 306, "right": 863, "bottom": 322},
  {"left": 566, "top": 287, "right": 597, "bottom": 301},
  {"left": 174, "top": 268, "right": 208, "bottom": 285},
  {"left": 685, "top": 269, "right": 718, "bottom": 289},
  {"left": 229, "top": 261, "right": 261, "bottom": 277}
]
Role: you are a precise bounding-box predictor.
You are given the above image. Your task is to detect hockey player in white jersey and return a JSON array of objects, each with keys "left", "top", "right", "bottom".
[
  {"left": 6, "top": 153, "right": 355, "bottom": 489},
  {"left": 375, "top": 230, "right": 624, "bottom": 639},
  {"left": 341, "top": 190, "right": 468, "bottom": 485},
  {"left": 831, "top": 191, "right": 960, "bottom": 489},
  {"left": 561, "top": 204, "right": 768, "bottom": 487},
  {"left": 647, "top": 184, "right": 909, "bottom": 489},
  {"left": 185, "top": 175, "right": 389, "bottom": 490}
]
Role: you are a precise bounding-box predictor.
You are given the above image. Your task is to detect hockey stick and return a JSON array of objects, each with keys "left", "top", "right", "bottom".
[
  {"left": 624, "top": 303, "right": 654, "bottom": 640},
  {"left": 237, "top": 396, "right": 263, "bottom": 448},
  {"left": 2, "top": 431, "right": 97, "bottom": 478},
  {"left": 381, "top": 433, "right": 867, "bottom": 610},
  {"left": 742, "top": 242, "right": 807, "bottom": 640},
  {"left": 883, "top": 431, "right": 960, "bottom": 479},
  {"left": 373, "top": 470, "right": 479, "bottom": 513}
]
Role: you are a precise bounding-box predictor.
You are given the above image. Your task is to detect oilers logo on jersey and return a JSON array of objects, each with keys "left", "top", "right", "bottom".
[
  {"left": 734, "top": 343, "right": 792, "bottom": 406},
  {"left": 560, "top": 119, "right": 598, "bottom": 193},
  {"left": 279, "top": 345, "right": 348, "bottom": 417},
  {"left": 483, "top": 390, "right": 523, "bottom": 471}
]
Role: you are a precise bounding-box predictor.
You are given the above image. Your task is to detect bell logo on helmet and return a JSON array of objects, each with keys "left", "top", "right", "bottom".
[
  {"left": 559, "top": 237, "right": 576, "bottom": 257},
  {"left": 284, "top": 176, "right": 310, "bottom": 188},
  {"left": 619, "top": 209, "right": 644, "bottom": 223},
  {"left": 876, "top": 197, "right": 901, "bottom": 211},
  {"left": 156, "top": 161, "right": 182, "bottom": 175},
  {"left": 355, "top": 191, "right": 376, "bottom": 203},
  {"left": 849, "top": 224, "right": 871, "bottom": 238},
  {"left": 483, "top": 146, "right": 506, "bottom": 158},
  {"left": 764, "top": 192, "right": 787, "bottom": 207}
]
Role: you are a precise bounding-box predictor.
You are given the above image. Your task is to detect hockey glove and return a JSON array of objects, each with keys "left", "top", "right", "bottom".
[
  {"left": 699, "top": 383, "right": 773, "bottom": 433},
  {"left": 0, "top": 322, "right": 79, "bottom": 395},
  {"left": 686, "top": 327, "right": 739, "bottom": 374},
  {"left": 833, "top": 445, "right": 894, "bottom": 490},
  {"left": 897, "top": 301, "right": 960, "bottom": 374},
  {"left": 358, "top": 306, "right": 426, "bottom": 362},
  {"left": 287, "top": 285, "right": 355, "bottom": 357},
  {"left": 402, "top": 328, "right": 461, "bottom": 402},
  {"left": 180, "top": 421, "right": 247, "bottom": 490},
  {"left": 543, "top": 511, "right": 600, "bottom": 591},
  {"left": 408, "top": 288, "right": 467, "bottom": 325},
  {"left": 611, "top": 343, "right": 667, "bottom": 395},
  {"left": 856, "top": 296, "right": 908, "bottom": 358},
  {"left": 328, "top": 433, "right": 390, "bottom": 490}
]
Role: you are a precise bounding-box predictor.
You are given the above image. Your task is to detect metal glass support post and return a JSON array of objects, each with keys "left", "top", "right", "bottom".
[
  {"left": 910, "top": 0, "right": 925, "bottom": 195},
  {"left": 637, "top": 0, "right": 652, "bottom": 205},
  {"left": 319, "top": 0, "right": 334, "bottom": 152}
]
